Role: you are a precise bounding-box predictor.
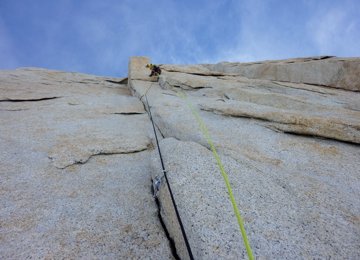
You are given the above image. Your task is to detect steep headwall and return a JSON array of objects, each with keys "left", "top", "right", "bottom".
[
  {"left": 1, "top": 56, "right": 359, "bottom": 259},
  {"left": 130, "top": 56, "right": 360, "bottom": 259}
]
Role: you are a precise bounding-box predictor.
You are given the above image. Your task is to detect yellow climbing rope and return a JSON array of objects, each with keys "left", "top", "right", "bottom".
[{"left": 177, "top": 91, "right": 254, "bottom": 260}]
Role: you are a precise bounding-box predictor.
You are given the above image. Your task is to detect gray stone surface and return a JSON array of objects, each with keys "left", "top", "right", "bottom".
[
  {"left": 160, "top": 64, "right": 227, "bottom": 76},
  {"left": 1, "top": 56, "right": 360, "bottom": 259},
  {"left": 204, "top": 56, "right": 360, "bottom": 91},
  {"left": 151, "top": 138, "right": 247, "bottom": 259},
  {"left": 0, "top": 68, "right": 173, "bottom": 259},
  {"left": 158, "top": 71, "right": 360, "bottom": 144},
  {"left": 130, "top": 57, "right": 360, "bottom": 259}
]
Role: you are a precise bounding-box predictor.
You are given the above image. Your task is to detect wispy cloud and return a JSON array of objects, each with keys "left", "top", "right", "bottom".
[
  {"left": 307, "top": 2, "right": 360, "bottom": 56},
  {"left": 0, "top": 0, "right": 359, "bottom": 76},
  {"left": 211, "top": 0, "right": 360, "bottom": 63}
]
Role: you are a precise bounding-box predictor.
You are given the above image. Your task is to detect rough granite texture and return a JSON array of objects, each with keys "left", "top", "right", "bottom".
[
  {"left": 1, "top": 56, "right": 360, "bottom": 259},
  {"left": 204, "top": 56, "right": 360, "bottom": 91},
  {"left": 0, "top": 68, "right": 172, "bottom": 259},
  {"left": 130, "top": 57, "right": 360, "bottom": 259}
]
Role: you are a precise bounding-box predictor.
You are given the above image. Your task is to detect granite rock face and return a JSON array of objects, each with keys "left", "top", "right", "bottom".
[
  {"left": 130, "top": 57, "right": 360, "bottom": 259},
  {"left": 0, "top": 68, "right": 172, "bottom": 259},
  {"left": 1, "top": 56, "right": 360, "bottom": 259},
  {"left": 204, "top": 56, "right": 360, "bottom": 91}
]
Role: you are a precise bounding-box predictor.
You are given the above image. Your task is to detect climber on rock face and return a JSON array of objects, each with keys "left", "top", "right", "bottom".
[{"left": 146, "top": 64, "right": 161, "bottom": 77}]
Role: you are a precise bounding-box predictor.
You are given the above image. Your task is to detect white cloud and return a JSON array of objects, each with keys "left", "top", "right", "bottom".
[
  {"left": 210, "top": 0, "right": 360, "bottom": 64},
  {"left": 1, "top": 0, "right": 358, "bottom": 76},
  {"left": 208, "top": 0, "right": 282, "bottom": 63},
  {"left": 307, "top": 3, "right": 360, "bottom": 56}
]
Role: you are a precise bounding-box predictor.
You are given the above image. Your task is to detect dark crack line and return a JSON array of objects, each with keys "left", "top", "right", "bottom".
[
  {"left": 51, "top": 147, "right": 149, "bottom": 169},
  {"left": 130, "top": 75, "right": 184, "bottom": 258},
  {"left": 0, "top": 108, "right": 30, "bottom": 111},
  {"left": 151, "top": 180, "right": 181, "bottom": 260},
  {"left": 110, "top": 112, "right": 145, "bottom": 115},
  {"left": 161, "top": 68, "right": 226, "bottom": 77},
  {"left": 271, "top": 81, "right": 332, "bottom": 95},
  {"left": 154, "top": 122, "right": 165, "bottom": 139},
  {"left": 224, "top": 93, "right": 231, "bottom": 100},
  {"left": 318, "top": 55, "right": 335, "bottom": 60},
  {"left": 106, "top": 78, "right": 128, "bottom": 85},
  {"left": 0, "top": 97, "right": 61, "bottom": 103},
  {"left": 144, "top": 93, "right": 195, "bottom": 260},
  {"left": 275, "top": 129, "right": 360, "bottom": 146},
  {"left": 170, "top": 84, "right": 212, "bottom": 91}
]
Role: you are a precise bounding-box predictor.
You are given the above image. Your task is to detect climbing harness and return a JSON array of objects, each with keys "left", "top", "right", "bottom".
[
  {"left": 177, "top": 91, "right": 254, "bottom": 260},
  {"left": 144, "top": 93, "right": 194, "bottom": 260}
]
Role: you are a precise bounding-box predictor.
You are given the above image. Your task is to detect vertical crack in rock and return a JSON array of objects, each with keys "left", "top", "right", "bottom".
[
  {"left": 127, "top": 78, "right": 185, "bottom": 258},
  {"left": 151, "top": 180, "right": 181, "bottom": 260},
  {"left": 154, "top": 123, "right": 165, "bottom": 139},
  {"left": 124, "top": 56, "right": 359, "bottom": 258}
]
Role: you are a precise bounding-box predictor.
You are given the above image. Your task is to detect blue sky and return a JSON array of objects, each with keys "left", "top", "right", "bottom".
[{"left": 0, "top": 0, "right": 359, "bottom": 77}]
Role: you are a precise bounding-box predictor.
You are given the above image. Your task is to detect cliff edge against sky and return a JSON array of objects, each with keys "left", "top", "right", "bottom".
[{"left": 1, "top": 56, "right": 359, "bottom": 259}]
